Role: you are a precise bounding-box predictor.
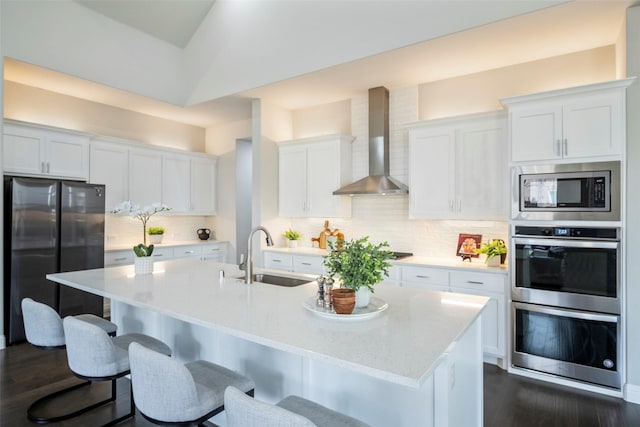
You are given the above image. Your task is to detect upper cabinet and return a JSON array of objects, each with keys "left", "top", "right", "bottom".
[
  {"left": 89, "top": 138, "right": 217, "bottom": 214},
  {"left": 3, "top": 121, "right": 89, "bottom": 180},
  {"left": 277, "top": 134, "right": 353, "bottom": 218},
  {"left": 408, "top": 111, "right": 508, "bottom": 220},
  {"left": 502, "top": 78, "right": 635, "bottom": 163}
]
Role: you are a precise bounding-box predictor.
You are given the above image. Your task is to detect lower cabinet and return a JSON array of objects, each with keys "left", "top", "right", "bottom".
[
  {"left": 263, "top": 251, "right": 326, "bottom": 275},
  {"left": 400, "top": 265, "right": 507, "bottom": 361},
  {"left": 105, "top": 242, "right": 228, "bottom": 266}
]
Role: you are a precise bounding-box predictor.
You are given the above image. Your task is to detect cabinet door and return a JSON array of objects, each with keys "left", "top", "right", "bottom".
[
  {"left": 90, "top": 141, "right": 129, "bottom": 212},
  {"left": 456, "top": 123, "right": 507, "bottom": 220},
  {"left": 306, "top": 141, "right": 341, "bottom": 217},
  {"left": 264, "top": 252, "right": 294, "bottom": 271},
  {"left": 401, "top": 266, "right": 449, "bottom": 289},
  {"left": 510, "top": 104, "right": 562, "bottom": 162},
  {"left": 3, "top": 124, "right": 46, "bottom": 176},
  {"left": 409, "top": 128, "right": 455, "bottom": 219},
  {"left": 562, "top": 92, "right": 623, "bottom": 159},
  {"left": 162, "top": 154, "right": 190, "bottom": 213},
  {"left": 279, "top": 146, "right": 308, "bottom": 217},
  {"left": 104, "top": 250, "right": 135, "bottom": 266},
  {"left": 45, "top": 131, "right": 89, "bottom": 179},
  {"left": 129, "top": 148, "right": 162, "bottom": 207},
  {"left": 293, "top": 255, "right": 326, "bottom": 275},
  {"left": 190, "top": 157, "right": 217, "bottom": 214},
  {"left": 202, "top": 243, "right": 227, "bottom": 262}
]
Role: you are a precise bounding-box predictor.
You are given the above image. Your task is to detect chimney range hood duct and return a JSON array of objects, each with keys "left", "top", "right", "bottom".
[{"left": 333, "top": 86, "right": 408, "bottom": 196}]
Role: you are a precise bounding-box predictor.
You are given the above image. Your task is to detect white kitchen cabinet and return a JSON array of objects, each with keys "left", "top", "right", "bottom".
[
  {"left": 264, "top": 252, "right": 294, "bottom": 271},
  {"left": 293, "top": 255, "right": 326, "bottom": 275},
  {"left": 90, "top": 140, "right": 129, "bottom": 211},
  {"left": 150, "top": 246, "right": 174, "bottom": 261},
  {"left": 278, "top": 134, "right": 353, "bottom": 218},
  {"left": 400, "top": 265, "right": 450, "bottom": 292},
  {"left": 105, "top": 242, "right": 228, "bottom": 266},
  {"left": 190, "top": 156, "right": 217, "bottom": 215},
  {"left": 3, "top": 122, "right": 89, "bottom": 180},
  {"left": 408, "top": 111, "right": 507, "bottom": 220},
  {"left": 162, "top": 153, "right": 190, "bottom": 212},
  {"left": 201, "top": 243, "right": 227, "bottom": 262},
  {"left": 502, "top": 78, "right": 634, "bottom": 163},
  {"left": 104, "top": 249, "right": 135, "bottom": 267},
  {"left": 129, "top": 148, "right": 163, "bottom": 207}
]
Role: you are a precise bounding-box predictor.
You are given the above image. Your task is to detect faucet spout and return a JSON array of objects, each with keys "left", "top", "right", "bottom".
[{"left": 246, "top": 226, "right": 274, "bottom": 284}]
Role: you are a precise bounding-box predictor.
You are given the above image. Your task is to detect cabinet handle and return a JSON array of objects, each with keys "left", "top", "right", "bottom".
[
  {"left": 301, "top": 262, "right": 312, "bottom": 266},
  {"left": 41, "top": 162, "right": 45, "bottom": 173},
  {"left": 449, "top": 200, "right": 454, "bottom": 212},
  {"left": 466, "top": 280, "right": 484, "bottom": 285},
  {"left": 563, "top": 138, "right": 568, "bottom": 156},
  {"left": 114, "top": 257, "right": 127, "bottom": 261},
  {"left": 457, "top": 200, "right": 461, "bottom": 212},
  {"left": 556, "top": 139, "right": 561, "bottom": 156},
  {"left": 416, "top": 275, "right": 430, "bottom": 279},
  {"left": 46, "top": 162, "right": 50, "bottom": 173},
  {"left": 184, "top": 250, "right": 195, "bottom": 254},
  {"left": 208, "top": 248, "right": 220, "bottom": 252},
  {"left": 272, "top": 259, "right": 282, "bottom": 263}
]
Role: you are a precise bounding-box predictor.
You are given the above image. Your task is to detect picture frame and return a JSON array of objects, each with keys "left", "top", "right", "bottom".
[{"left": 456, "top": 233, "right": 482, "bottom": 259}]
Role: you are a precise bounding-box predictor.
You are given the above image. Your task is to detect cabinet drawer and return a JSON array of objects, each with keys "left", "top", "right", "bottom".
[
  {"left": 202, "top": 244, "right": 227, "bottom": 262},
  {"left": 293, "top": 255, "right": 326, "bottom": 275},
  {"left": 105, "top": 250, "right": 134, "bottom": 266},
  {"left": 173, "top": 245, "right": 203, "bottom": 259},
  {"left": 450, "top": 271, "right": 505, "bottom": 294},
  {"left": 264, "top": 253, "right": 293, "bottom": 271},
  {"left": 382, "top": 265, "right": 401, "bottom": 286},
  {"left": 401, "top": 266, "right": 449, "bottom": 286},
  {"left": 151, "top": 247, "right": 174, "bottom": 260}
]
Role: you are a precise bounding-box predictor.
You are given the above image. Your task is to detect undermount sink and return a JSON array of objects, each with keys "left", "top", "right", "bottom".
[{"left": 236, "top": 273, "right": 311, "bottom": 287}]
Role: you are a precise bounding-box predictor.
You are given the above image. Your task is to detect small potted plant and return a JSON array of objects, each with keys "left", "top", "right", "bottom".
[
  {"left": 111, "top": 201, "right": 171, "bottom": 275},
  {"left": 148, "top": 226, "right": 165, "bottom": 244},
  {"left": 323, "top": 236, "right": 393, "bottom": 311},
  {"left": 283, "top": 228, "right": 301, "bottom": 248},
  {"left": 475, "top": 239, "right": 507, "bottom": 267}
]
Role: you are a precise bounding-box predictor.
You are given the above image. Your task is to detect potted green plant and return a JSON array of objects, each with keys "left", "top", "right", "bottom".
[
  {"left": 148, "top": 226, "right": 165, "bottom": 244},
  {"left": 111, "top": 201, "right": 171, "bottom": 274},
  {"left": 474, "top": 239, "right": 507, "bottom": 266},
  {"left": 283, "top": 228, "right": 301, "bottom": 248},
  {"left": 323, "top": 236, "right": 393, "bottom": 310}
]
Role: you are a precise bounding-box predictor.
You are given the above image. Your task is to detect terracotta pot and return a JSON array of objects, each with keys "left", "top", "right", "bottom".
[{"left": 332, "top": 288, "right": 356, "bottom": 314}]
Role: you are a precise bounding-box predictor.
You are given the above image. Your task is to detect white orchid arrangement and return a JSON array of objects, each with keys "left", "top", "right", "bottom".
[{"left": 111, "top": 201, "right": 171, "bottom": 256}]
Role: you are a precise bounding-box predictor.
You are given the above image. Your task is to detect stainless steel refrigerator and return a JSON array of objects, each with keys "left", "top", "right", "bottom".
[{"left": 4, "top": 177, "right": 106, "bottom": 344}]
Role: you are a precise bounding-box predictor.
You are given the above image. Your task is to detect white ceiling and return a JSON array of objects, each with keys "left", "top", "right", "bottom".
[{"left": 4, "top": 0, "right": 633, "bottom": 128}]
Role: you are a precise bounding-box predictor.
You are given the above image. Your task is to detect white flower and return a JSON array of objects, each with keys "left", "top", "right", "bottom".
[{"left": 111, "top": 201, "right": 171, "bottom": 245}]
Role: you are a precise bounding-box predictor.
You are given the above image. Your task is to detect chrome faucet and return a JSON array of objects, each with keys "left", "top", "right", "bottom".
[{"left": 245, "top": 226, "right": 274, "bottom": 284}]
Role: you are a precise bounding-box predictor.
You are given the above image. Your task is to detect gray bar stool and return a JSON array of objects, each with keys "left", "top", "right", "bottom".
[
  {"left": 128, "top": 342, "right": 255, "bottom": 426},
  {"left": 63, "top": 316, "right": 172, "bottom": 426},
  {"left": 224, "top": 386, "right": 370, "bottom": 427},
  {"left": 21, "top": 297, "right": 118, "bottom": 423}
]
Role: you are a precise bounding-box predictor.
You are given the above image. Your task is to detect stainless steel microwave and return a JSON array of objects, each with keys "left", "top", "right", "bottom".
[{"left": 512, "top": 161, "right": 620, "bottom": 221}]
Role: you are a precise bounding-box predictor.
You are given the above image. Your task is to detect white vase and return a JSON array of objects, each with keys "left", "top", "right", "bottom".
[
  {"left": 287, "top": 240, "right": 298, "bottom": 248},
  {"left": 135, "top": 257, "right": 154, "bottom": 275},
  {"left": 355, "top": 287, "right": 371, "bottom": 308},
  {"left": 487, "top": 256, "right": 500, "bottom": 267},
  {"left": 148, "top": 234, "right": 163, "bottom": 244}
]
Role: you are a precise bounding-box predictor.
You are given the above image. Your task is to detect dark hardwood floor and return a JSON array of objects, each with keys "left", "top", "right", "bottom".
[{"left": 2, "top": 342, "right": 640, "bottom": 426}]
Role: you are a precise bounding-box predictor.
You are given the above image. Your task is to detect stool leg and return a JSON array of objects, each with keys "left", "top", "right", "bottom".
[{"left": 101, "top": 379, "right": 134, "bottom": 427}]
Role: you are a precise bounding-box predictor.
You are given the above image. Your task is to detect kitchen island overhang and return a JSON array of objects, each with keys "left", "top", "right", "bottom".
[{"left": 47, "top": 258, "right": 488, "bottom": 426}]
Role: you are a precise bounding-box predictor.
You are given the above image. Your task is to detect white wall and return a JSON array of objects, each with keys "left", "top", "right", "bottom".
[
  {"left": 4, "top": 81, "right": 205, "bottom": 152},
  {"left": 292, "top": 100, "right": 350, "bottom": 139},
  {"left": 625, "top": 4, "right": 640, "bottom": 401}
]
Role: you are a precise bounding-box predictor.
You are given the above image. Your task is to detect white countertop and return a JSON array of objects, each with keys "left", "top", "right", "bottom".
[
  {"left": 264, "top": 247, "right": 508, "bottom": 274},
  {"left": 47, "top": 259, "right": 488, "bottom": 388},
  {"left": 105, "top": 240, "right": 227, "bottom": 252}
]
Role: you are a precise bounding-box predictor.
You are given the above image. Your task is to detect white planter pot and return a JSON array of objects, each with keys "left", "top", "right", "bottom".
[
  {"left": 148, "top": 235, "right": 163, "bottom": 244},
  {"left": 135, "top": 257, "right": 154, "bottom": 275},
  {"left": 355, "top": 287, "right": 371, "bottom": 308},
  {"left": 287, "top": 240, "right": 298, "bottom": 248},
  {"left": 486, "top": 256, "right": 500, "bottom": 267}
]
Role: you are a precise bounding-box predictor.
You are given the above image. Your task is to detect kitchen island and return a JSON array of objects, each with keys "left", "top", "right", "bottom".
[{"left": 47, "top": 258, "right": 488, "bottom": 426}]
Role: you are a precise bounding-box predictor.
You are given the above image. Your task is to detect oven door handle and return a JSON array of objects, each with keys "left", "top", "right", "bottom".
[
  {"left": 513, "top": 301, "right": 619, "bottom": 323},
  {"left": 513, "top": 237, "right": 619, "bottom": 249}
]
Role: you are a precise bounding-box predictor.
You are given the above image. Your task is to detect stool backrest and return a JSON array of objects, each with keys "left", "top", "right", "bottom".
[
  {"left": 224, "top": 386, "right": 316, "bottom": 427},
  {"left": 21, "top": 298, "right": 65, "bottom": 348},
  {"left": 63, "top": 316, "right": 126, "bottom": 378},
  {"left": 128, "top": 342, "right": 201, "bottom": 422}
]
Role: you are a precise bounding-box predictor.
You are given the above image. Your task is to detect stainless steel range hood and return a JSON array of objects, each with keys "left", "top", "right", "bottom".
[{"left": 333, "top": 86, "right": 408, "bottom": 195}]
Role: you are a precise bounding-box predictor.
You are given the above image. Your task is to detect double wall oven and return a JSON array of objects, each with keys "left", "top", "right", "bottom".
[{"left": 511, "top": 162, "right": 622, "bottom": 390}]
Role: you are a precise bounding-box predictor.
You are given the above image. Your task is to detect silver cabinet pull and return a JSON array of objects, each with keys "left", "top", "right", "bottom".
[
  {"left": 153, "top": 254, "right": 164, "bottom": 257},
  {"left": 563, "top": 138, "right": 568, "bottom": 156},
  {"left": 185, "top": 250, "right": 195, "bottom": 254},
  {"left": 556, "top": 139, "right": 561, "bottom": 156},
  {"left": 272, "top": 259, "right": 282, "bottom": 263},
  {"left": 416, "top": 275, "right": 430, "bottom": 279},
  {"left": 114, "top": 257, "right": 127, "bottom": 261},
  {"left": 208, "top": 248, "right": 220, "bottom": 252},
  {"left": 41, "top": 162, "right": 45, "bottom": 173},
  {"left": 46, "top": 162, "right": 50, "bottom": 173},
  {"left": 301, "top": 262, "right": 312, "bottom": 266},
  {"left": 466, "top": 280, "right": 484, "bottom": 285}
]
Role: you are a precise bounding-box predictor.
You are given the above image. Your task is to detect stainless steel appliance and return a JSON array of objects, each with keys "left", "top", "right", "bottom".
[
  {"left": 511, "top": 225, "right": 622, "bottom": 389},
  {"left": 4, "top": 177, "right": 106, "bottom": 344},
  {"left": 511, "top": 161, "right": 620, "bottom": 221}
]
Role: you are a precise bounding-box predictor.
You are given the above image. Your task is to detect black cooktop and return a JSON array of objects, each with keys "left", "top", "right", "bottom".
[{"left": 391, "top": 252, "right": 413, "bottom": 260}]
